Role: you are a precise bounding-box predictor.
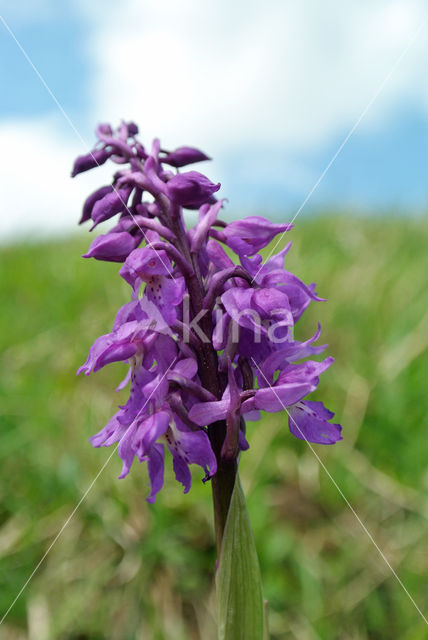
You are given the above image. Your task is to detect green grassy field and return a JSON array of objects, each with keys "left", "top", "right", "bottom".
[{"left": 0, "top": 216, "right": 427, "bottom": 639}]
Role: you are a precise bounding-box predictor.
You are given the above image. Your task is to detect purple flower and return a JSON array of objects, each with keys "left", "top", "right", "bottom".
[
  {"left": 120, "top": 246, "right": 173, "bottom": 286},
  {"left": 83, "top": 232, "right": 138, "bottom": 262},
  {"left": 250, "top": 358, "right": 334, "bottom": 413},
  {"left": 71, "top": 148, "right": 111, "bottom": 177},
  {"left": 77, "top": 324, "right": 156, "bottom": 379},
  {"left": 191, "top": 201, "right": 224, "bottom": 253},
  {"left": 240, "top": 246, "right": 325, "bottom": 321},
  {"left": 165, "top": 419, "right": 217, "bottom": 492},
  {"left": 74, "top": 121, "right": 341, "bottom": 502},
  {"left": 288, "top": 401, "right": 342, "bottom": 444},
  {"left": 120, "top": 246, "right": 185, "bottom": 325},
  {"left": 79, "top": 185, "right": 113, "bottom": 224},
  {"left": 257, "top": 324, "right": 327, "bottom": 384},
  {"left": 188, "top": 362, "right": 251, "bottom": 453},
  {"left": 221, "top": 216, "right": 293, "bottom": 256},
  {"left": 217, "top": 286, "right": 294, "bottom": 362},
  {"left": 161, "top": 146, "right": 210, "bottom": 168},
  {"left": 165, "top": 171, "right": 220, "bottom": 207},
  {"left": 77, "top": 322, "right": 142, "bottom": 376},
  {"left": 122, "top": 410, "right": 217, "bottom": 501},
  {"left": 221, "top": 287, "right": 294, "bottom": 336},
  {"left": 88, "top": 362, "right": 217, "bottom": 502},
  {"left": 91, "top": 187, "right": 132, "bottom": 226},
  {"left": 206, "top": 239, "right": 234, "bottom": 269}
]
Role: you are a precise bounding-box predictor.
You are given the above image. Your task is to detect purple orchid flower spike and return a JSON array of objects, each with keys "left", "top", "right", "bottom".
[{"left": 73, "top": 121, "right": 341, "bottom": 532}]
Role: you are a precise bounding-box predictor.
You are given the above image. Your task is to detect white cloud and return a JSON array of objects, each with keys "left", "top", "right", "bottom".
[
  {"left": 72, "top": 0, "right": 426, "bottom": 213},
  {"left": 0, "top": 116, "right": 111, "bottom": 242},
  {"left": 1, "top": 0, "right": 426, "bottom": 241},
  {"left": 84, "top": 0, "right": 427, "bottom": 154}
]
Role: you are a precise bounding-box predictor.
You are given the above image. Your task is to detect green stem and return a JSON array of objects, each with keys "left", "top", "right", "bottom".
[{"left": 209, "top": 421, "right": 237, "bottom": 555}]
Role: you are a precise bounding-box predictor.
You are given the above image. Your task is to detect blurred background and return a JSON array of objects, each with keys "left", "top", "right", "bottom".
[{"left": 0, "top": 1, "right": 427, "bottom": 639}]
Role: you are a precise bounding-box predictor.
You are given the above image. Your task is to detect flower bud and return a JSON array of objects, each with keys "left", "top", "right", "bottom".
[
  {"left": 91, "top": 187, "right": 132, "bottom": 225},
  {"left": 162, "top": 146, "right": 210, "bottom": 168},
  {"left": 165, "top": 171, "right": 220, "bottom": 207},
  {"left": 80, "top": 185, "right": 113, "bottom": 224},
  {"left": 83, "top": 232, "right": 137, "bottom": 262},
  {"left": 71, "top": 148, "right": 111, "bottom": 177}
]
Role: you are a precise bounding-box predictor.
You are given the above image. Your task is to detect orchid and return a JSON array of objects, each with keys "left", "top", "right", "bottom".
[{"left": 73, "top": 120, "right": 341, "bottom": 639}]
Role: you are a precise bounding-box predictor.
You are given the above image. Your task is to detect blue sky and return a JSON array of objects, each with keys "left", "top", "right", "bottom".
[
  {"left": 0, "top": 5, "right": 88, "bottom": 118},
  {"left": 0, "top": 0, "right": 427, "bottom": 240}
]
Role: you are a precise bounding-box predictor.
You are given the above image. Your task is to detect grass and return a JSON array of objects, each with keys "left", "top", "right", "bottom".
[{"left": 0, "top": 215, "right": 427, "bottom": 639}]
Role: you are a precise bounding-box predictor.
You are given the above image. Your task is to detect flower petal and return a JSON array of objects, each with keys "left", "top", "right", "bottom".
[
  {"left": 89, "top": 411, "right": 126, "bottom": 447},
  {"left": 172, "top": 357, "right": 198, "bottom": 379},
  {"left": 188, "top": 398, "right": 229, "bottom": 426},
  {"left": 224, "top": 216, "right": 292, "bottom": 256},
  {"left": 167, "top": 422, "right": 217, "bottom": 482},
  {"left": 133, "top": 410, "right": 170, "bottom": 460},
  {"left": 172, "top": 455, "right": 193, "bottom": 493},
  {"left": 146, "top": 443, "right": 165, "bottom": 503},
  {"left": 117, "top": 423, "right": 138, "bottom": 479},
  {"left": 120, "top": 247, "right": 172, "bottom": 287},
  {"left": 288, "top": 401, "right": 342, "bottom": 444},
  {"left": 77, "top": 323, "right": 140, "bottom": 375},
  {"left": 254, "top": 381, "right": 316, "bottom": 412}
]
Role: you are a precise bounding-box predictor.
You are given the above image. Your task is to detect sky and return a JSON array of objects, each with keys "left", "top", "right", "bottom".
[{"left": 0, "top": 0, "right": 427, "bottom": 241}]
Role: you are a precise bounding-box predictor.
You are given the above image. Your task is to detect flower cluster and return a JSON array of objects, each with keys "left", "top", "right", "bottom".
[{"left": 73, "top": 121, "right": 342, "bottom": 502}]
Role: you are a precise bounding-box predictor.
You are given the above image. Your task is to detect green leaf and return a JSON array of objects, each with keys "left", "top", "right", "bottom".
[{"left": 216, "top": 474, "right": 265, "bottom": 640}]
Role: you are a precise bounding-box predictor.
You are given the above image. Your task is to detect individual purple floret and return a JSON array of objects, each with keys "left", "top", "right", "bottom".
[
  {"left": 165, "top": 171, "right": 220, "bottom": 207},
  {"left": 73, "top": 121, "right": 341, "bottom": 504},
  {"left": 161, "top": 146, "right": 211, "bottom": 168}
]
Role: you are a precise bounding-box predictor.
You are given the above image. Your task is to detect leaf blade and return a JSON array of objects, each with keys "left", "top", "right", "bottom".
[{"left": 216, "top": 474, "right": 265, "bottom": 640}]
